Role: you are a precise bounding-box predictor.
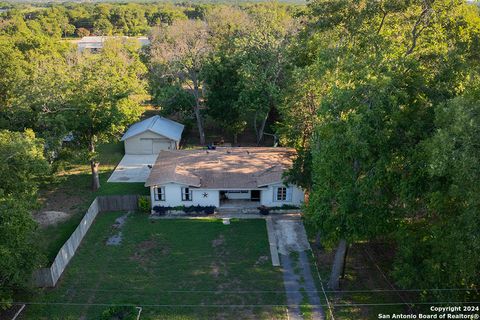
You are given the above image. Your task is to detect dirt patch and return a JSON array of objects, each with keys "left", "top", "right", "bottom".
[
  {"left": 210, "top": 262, "right": 221, "bottom": 278},
  {"left": 106, "top": 232, "right": 123, "bottom": 246},
  {"left": 209, "top": 234, "right": 228, "bottom": 278},
  {"left": 212, "top": 234, "right": 225, "bottom": 248},
  {"left": 106, "top": 213, "right": 130, "bottom": 246},
  {"left": 37, "top": 180, "right": 87, "bottom": 213},
  {"left": 130, "top": 237, "right": 170, "bottom": 267},
  {"left": 254, "top": 255, "right": 269, "bottom": 267},
  {"left": 137, "top": 239, "right": 157, "bottom": 251},
  {"left": 112, "top": 214, "right": 129, "bottom": 229},
  {"left": 34, "top": 210, "right": 71, "bottom": 227}
]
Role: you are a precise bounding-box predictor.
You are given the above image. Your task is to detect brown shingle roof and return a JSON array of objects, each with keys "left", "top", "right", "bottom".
[{"left": 145, "top": 147, "right": 296, "bottom": 188}]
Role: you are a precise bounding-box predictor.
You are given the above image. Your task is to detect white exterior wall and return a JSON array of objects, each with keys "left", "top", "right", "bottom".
[
  {"left": 260, "top": 184, "right": 304, "bottom": 207},
  {"left": 150, "top": 183, "right": 220, "bottom": 208},
  {"left": 150, "top": 183, "right": 304, "bottom": 209},
  {"left": 124, "top": 131, "right": 176, "bottom": 155}
]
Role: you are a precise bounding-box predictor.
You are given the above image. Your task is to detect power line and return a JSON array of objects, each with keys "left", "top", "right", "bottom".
[
  {"left": 309, "top": 249, "right": 335, "bottom": 320},
  {"left": 3, "top": 301, "right": 479, "bottom": 308},
  {"left": 40, "top": 287, "right": 479, "bottom": 294}
]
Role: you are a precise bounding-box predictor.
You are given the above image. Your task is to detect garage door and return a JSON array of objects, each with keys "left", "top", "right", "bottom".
[
  {"left": 152, "top": 139, "right": 171, "bottom": 153},
  {"left": 139, "top": 138, "right": 154, "bottom": 154}
]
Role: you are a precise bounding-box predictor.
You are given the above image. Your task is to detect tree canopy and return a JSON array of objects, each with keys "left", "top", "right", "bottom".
[
  {"left": 0, "top": 130, "right": 48, "bottom": 306},
  {"left": 282, "top": 0, "right": 480, "bottom": 298}
]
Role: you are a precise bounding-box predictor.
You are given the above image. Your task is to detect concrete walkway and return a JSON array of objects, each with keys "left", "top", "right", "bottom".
[{"left": 266, "top": 217, "right": 280, "bottom": 266}]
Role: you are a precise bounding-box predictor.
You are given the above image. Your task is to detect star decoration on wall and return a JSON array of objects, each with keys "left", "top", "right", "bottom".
[{"left": 203, "top": 192, "right": 208, "bottom": 198}]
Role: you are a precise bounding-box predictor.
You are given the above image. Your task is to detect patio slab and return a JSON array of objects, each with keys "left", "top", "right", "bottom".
[{"left": 107, "top": 154, "right": 158, "bottom": 183}]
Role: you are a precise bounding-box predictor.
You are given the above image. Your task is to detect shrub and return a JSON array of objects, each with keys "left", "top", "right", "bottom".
[
  {"left": 204, "top": 206, "right": 215, "bottom": 215},
  {"left": 153, "top": 205, "right": 172, "bottom": 215},
  {"left": 101, "top": 306, "right": 136, "bottom": 320},
  {"left": 138, "top": 197, "right": 150, "bottom": 213},
  {"left": 75, "top": 27, "right": 91, "bottom": 38},
  {"left": 152, "top": 205, "right": 216, "bottom": 216},
  {"left": 280, "top": 204, "right": 300, "bottom": 210},
  {"left": 268, "top": 204, "right": 301, "bottom": 211},
  {"left": 258, "top": 205, "right": 270, "bottom": 215}
]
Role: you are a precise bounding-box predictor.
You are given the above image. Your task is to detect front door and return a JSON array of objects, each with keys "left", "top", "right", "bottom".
[{"left": 251, "top": 190, "right": 260, "bottom": 201}]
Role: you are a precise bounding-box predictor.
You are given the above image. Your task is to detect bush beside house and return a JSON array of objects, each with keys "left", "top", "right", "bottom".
[{"left": 152, "top": 205, "right": 216, "bottom": 216}]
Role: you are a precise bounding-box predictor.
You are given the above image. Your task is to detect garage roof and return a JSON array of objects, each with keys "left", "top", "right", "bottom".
[{"left": 121, "top": 116, "right": 184, "bottom": 142}]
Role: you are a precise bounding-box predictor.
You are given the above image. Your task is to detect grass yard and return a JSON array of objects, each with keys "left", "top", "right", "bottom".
[
  {"left": 302, "top": 221, "right": 414, "bottom": 320},
  {"left": 25, "top": 214, "right": 287, "bottom": 320},
  {"left": 35, "top": 142, "right": 150, "bottom": 265}
]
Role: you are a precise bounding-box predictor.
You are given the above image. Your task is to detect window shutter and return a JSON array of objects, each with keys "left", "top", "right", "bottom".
[{"left": 286, "top": 187, "right": 293, "bottom": 202}]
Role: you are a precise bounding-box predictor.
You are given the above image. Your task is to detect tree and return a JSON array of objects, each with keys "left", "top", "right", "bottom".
[
  {"left": 291, "top": 0, "right": 480, "bottom": 292},
  {"left": 75, "top": 27, "right": 90, "bottom": 37},
  {"left": 0, "top": 36, "right": 27, "bottom": 129},
  {"left": 394, "top": 82, "right": 480, "bottom": 300},
  {"left": 235, "top": 3, "right": 295, "bottom": 144},
  {"left": 35, "top": 7, "right": 76, "bottom": 38},
  {"left": 145, "top": 4, "right": 187, "bottom": 26},
  {"left": 93, "top": 17, "right": 113, "bottom": 36},
  {"left": 203, "top": 6, "right": 251, "bottom": 144},
  {"left": 68, "top": 40, "right": 146, "bottom": 190},
  {"left": 202, "top": 4, "right": 296, "bottom": 145},
  {"left": 148, "top": 19, "right": 210, "bottom": 144},
  {"left": 0, "top": 21, "right": 72, "bottom": 156},
  {"left": 0, "top": 130, "right": 48, "bottom": 308}
]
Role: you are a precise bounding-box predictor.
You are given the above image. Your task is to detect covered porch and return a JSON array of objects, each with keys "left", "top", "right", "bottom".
[{"left": 219, "top": 190, "right": 261, "bottom": 209}]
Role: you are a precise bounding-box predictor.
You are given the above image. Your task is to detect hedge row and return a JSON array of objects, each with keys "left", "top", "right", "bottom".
[{"left": 152, "top": 205, "right": 216, "bottom": 216}]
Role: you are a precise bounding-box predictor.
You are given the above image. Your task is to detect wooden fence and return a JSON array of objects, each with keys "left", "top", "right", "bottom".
[{"left": 33, "top": 195, "right": 146, "bottom": 287}]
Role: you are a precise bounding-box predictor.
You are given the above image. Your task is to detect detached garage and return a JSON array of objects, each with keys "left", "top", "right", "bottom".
[
  {"left": 109, "top": 116, "right": 184, "bottom": 183},
  {"left": 121, "top": 116, "right": 184, "bottom": 155}
]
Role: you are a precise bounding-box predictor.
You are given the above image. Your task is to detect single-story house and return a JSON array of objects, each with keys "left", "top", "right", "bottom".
[
  {"left": 76, "top": 36, "right": 150, "bottom": 52},
  {"left": 145, "top": 147, "right": 305, "bottom": 210},
  {"left": 121, "top": 115, "right": 184, "bottom": 155}
]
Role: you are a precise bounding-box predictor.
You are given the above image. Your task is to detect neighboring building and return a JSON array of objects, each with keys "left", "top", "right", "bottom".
[
  {"left": 76, "top": 36, "right": 150, "bottom": 52},
  {"left": 145, "top": 148, "right": 305, "bottom": 209},
  {"left": 121, "top": 115, "right": 184, "bottom": 155}
]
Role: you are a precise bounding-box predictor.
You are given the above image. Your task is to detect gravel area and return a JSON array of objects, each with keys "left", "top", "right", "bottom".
[{"left": 106, "top": 212, "right": 130, "bottom": 246}]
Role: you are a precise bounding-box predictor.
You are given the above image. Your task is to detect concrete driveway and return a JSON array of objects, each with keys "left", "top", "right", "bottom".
[
  {"left": 107, "top": 154, "right": 157, "bottom": 183},
  {"left": 273, "top": 217, "right": 326, "bottom": 320}
]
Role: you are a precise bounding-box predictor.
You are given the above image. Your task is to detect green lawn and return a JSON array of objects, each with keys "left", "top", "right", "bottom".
[
  {"left": 26, "top": 214, "right": 287, "bottom": 320},
  {"left": 36, "top": 142, "right": 150, "bottom": 265}
]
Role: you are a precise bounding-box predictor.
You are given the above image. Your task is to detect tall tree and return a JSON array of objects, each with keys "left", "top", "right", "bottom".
[
  {"left": 236, "top": 3, "right": 295, "bottom": 144},
  {"left": 394, "top": 82, "right": 480, "bottom": 300},
  {"left": 148, "top": 19, "right": 210, "bottom": 145},
  {"left": 69, "top": 40, "right": 146, "bottom": 190},
  {"left": 203, "top": 6, "right": 251, "bottom": 144},
  {"left": 203, "top": 4, "right": 296, "bottom": 145},
  {"left": 0, "top": 130, "right": 48, "bottom": 307},
  {"left": 291, "top": 0, "right": 480, "bottom": 293}
]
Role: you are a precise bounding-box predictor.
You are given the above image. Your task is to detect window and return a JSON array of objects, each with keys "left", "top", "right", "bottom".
[
  {"left": 275, "top": 187, "right": 292, "bottom": 202},
  {"left": 276, "top": 187, "right": 287, "bottom": 201},
  {"left": 182, "top": 187, "right": 192, "bottom": 201},
  {"left": 154, "top": 186, "right": 165, "bottom": 201}
]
